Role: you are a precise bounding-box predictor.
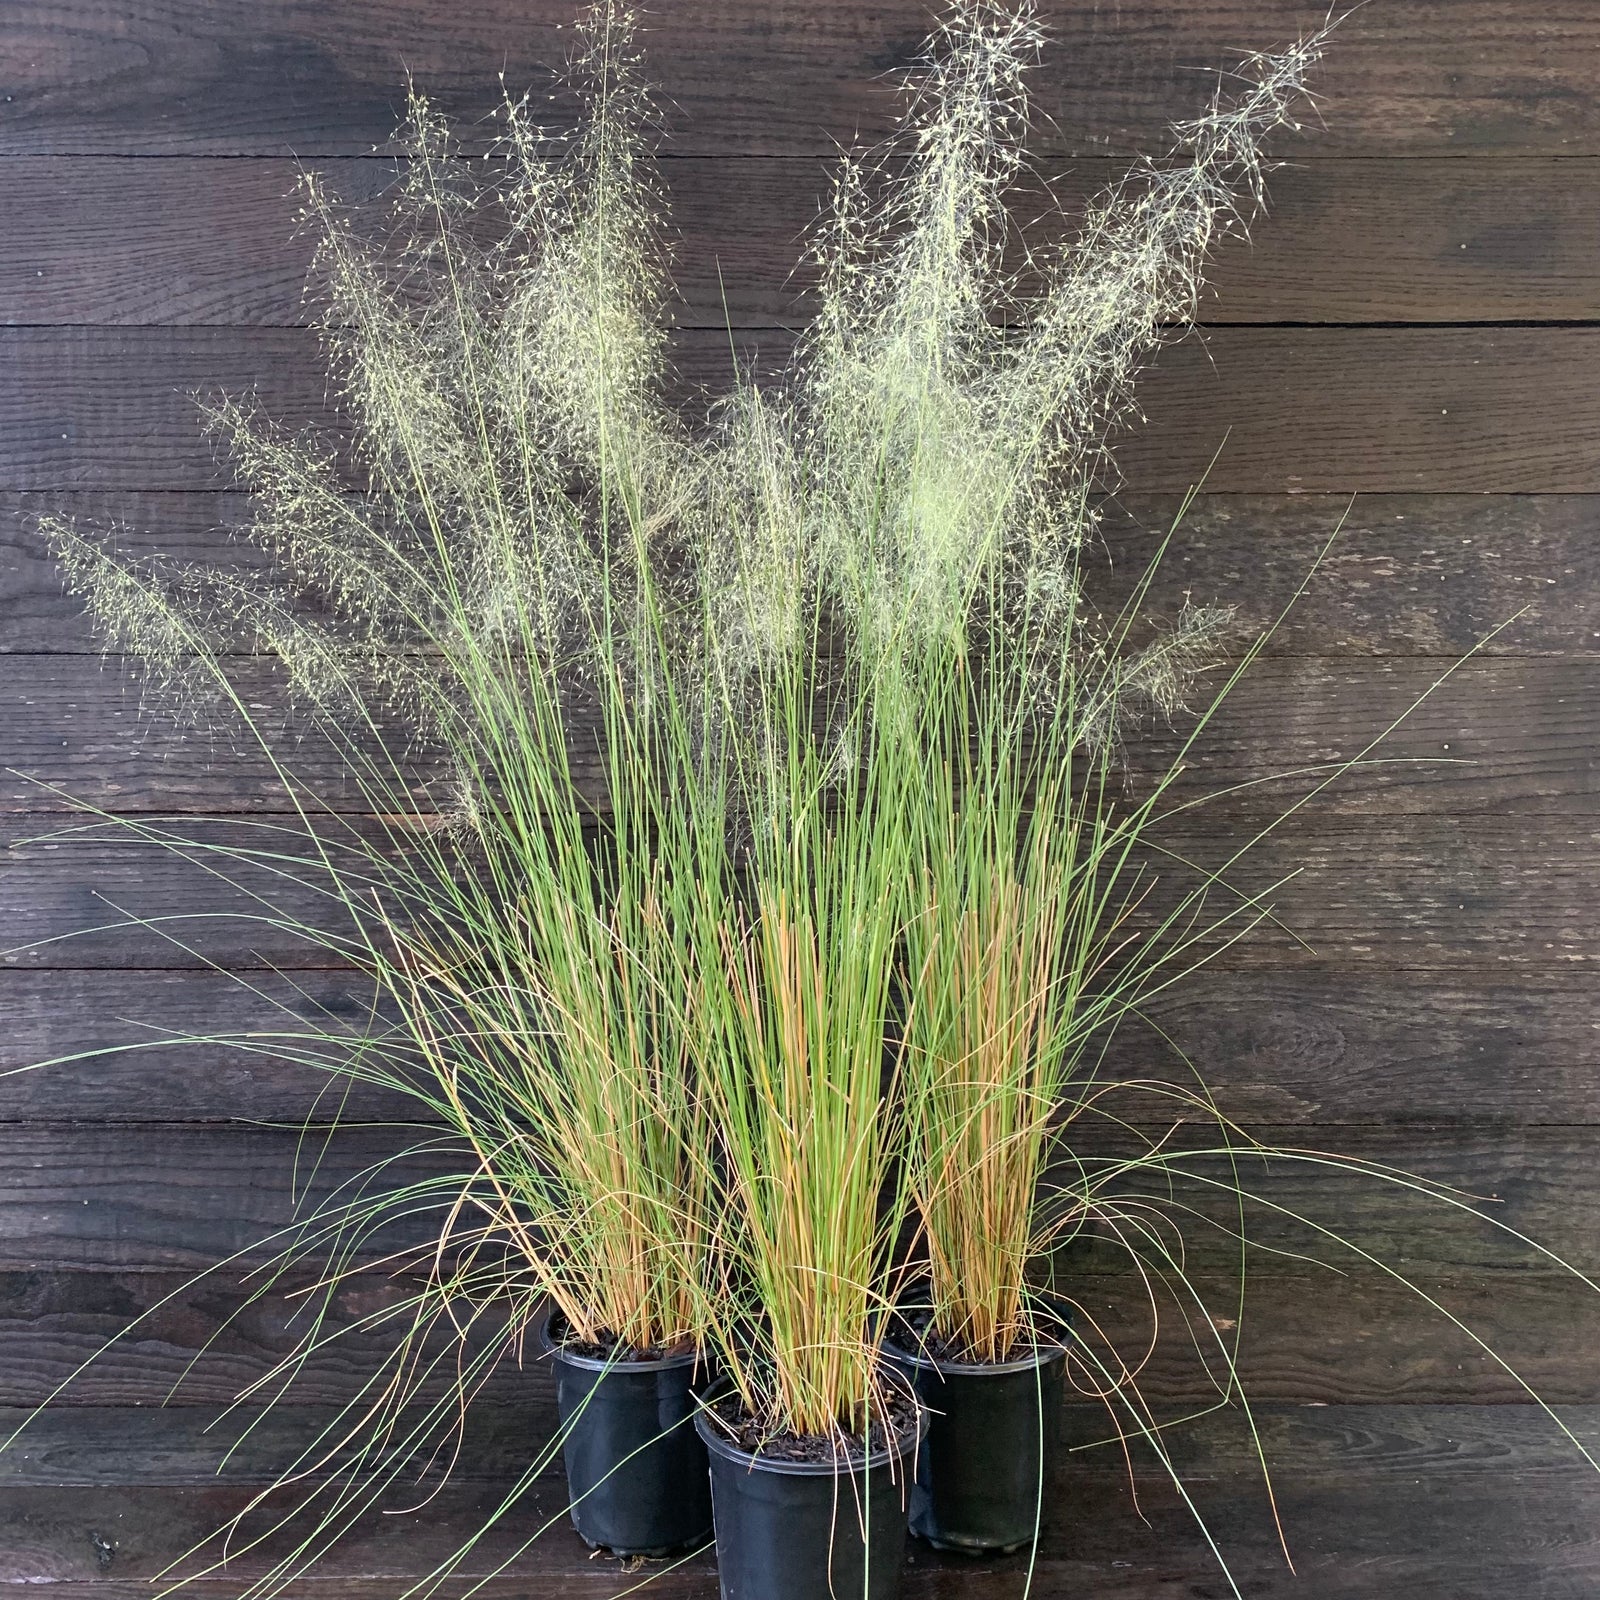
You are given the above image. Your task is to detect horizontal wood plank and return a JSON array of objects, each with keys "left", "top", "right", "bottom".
[
  {"left": 3, "top": 1, "right": 1599, "bottom": 157},
  {"left": 7, "top": 157, "right": 1600, "bottom": 329},
  {"left": 0, "top": 1267, "right": 530, "bottom": 1411},
  {"left": 4, "top": 1265, "right": 1598, "bottom": 1411},
  {"left": 3, "top": 0, "right": 1598, "bottom": 1590},
  {"left": 3, "top": 1408, "right": 1599, "bottom": 1600},
  {"left": 1120, "top": 971, "right": 1600, "bottom": 1126},
  {"left": 0, "top": 654, "right": 1594, "bottom": 816},
  {"left": 7, "top": 1397, "right": 1596, "bottom": 1488},
  {"left": 0, "top": 1120, "right": 1597, "bottom": 1274},
  {"left": 9, "top": 492, "right": 1599, "bottom": 657},
  {"left": 5, "top": 326, "right": 1598, "bottom": 494},
  {"left": 0, "top": 1123, "right": 453, "bottom": 1271},
  {"left": 0, "top": 970, "right": 407, "bottom": 1122},
  {"left": 6, "top": 813, "right": 1600, "bottom": 971},
  {"left": 1124, "top": 327, "right": 1600, "bottom": 494},
  {"left": 6, "top": 968, "right": 1598, "bottom": 1127},
  {"left": 1101, "top": 494, "right": 1600, "bottom": 660}
]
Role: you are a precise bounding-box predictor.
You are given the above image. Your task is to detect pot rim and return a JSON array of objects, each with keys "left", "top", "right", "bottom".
[
  {"left": 538, "top": 1308, "right": 704, "bottom": 1375},
  {"left": 880, "top": 1329, "right": 1069, "bottom": 1380},
  {"left": 693, "top": 1381, "right": 926, "bottom": 1478}
]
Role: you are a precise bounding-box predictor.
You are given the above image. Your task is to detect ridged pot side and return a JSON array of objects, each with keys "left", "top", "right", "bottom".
[
  {"left": 539, "top": 1312, "right": 714, "bottom": 1557},
  {"left": 694, "top": 1394, "right": 925, "bottom": 1600},
  {"left": 881, "top": 1332, "right": 1068, "bottom": 1555}
]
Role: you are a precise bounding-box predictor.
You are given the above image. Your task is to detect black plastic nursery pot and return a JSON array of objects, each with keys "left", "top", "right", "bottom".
[
  {"left": 538, "top": 1312, "right": 714, "bottom": 1557},
  {"left": 882, "top": 1325, "right": 1068, "bottom": 1555},
  {"left": 694, "top": 1390, "right": 926, "bottom": 1600}
]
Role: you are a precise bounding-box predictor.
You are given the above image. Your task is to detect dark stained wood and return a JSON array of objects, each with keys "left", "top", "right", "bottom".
[
  {"left": 0, "top": 1268, "right": 529, "bottom": 1411},
  {"left": 6, "top": 812, "right": 1600, "bottom": 971},
  {"left": 1102, "top": 493, "right": 1600, "bottom": 660},
  {"left": 9, "top": 492, "right": 1600, "bottom": 658},
  {"left": 0, "top": 653, "right": 1595, "bottom": 817},
  {"left": 0, "top": 328, "right": 336, "bottom": 493},
  {"left": 1, "top": 494, "right": 260, "bottom": 654},
  {"left": 7, "top": 969, "right": 1598, "bottom": 1127},
  {"left": 0, "top": 813, "right": 382, "bottom": 971},
  {"left": 1062, "top": 1122, "right": 1600, "bottom": 1276},
  {"left": 1133, "top": 655, "right": 1600, "bottom": 818},
  {"left": 0, "top": 326, "right": 773, "bottom": 492},
  {"left": 0, "top": 1123, "right": 451, "bottom": 1270},
  {"left": 1206, "top": 157, "right": 1600, "bottom": 323},
  {"left": 4, "top": 2, "right": 1600, "bottom": 158},
  {"left": 0, "top": 970, "right": 409, "bottom": 1122},
  {"left": 1, "top": 1120, "right": 1598, "bottom": 1275},
  {"left": 7, "top": 1398, "right": 1597, "bottom": 1488},
  {"left": 1184, "top": 816, "right": 1600, "bottom": 970},
  {"left": 1120, "top": 328, "right": 1600, "bottom": 494},
  {"left": 5, "top": 1265, "right": 1598, "bottom": 1411},
  {"left": 4, "top": 0, "right": 1599, "bottom": 1589},
  {"left": 1120, "top": 971, "right": 1600, "bottom": 1126},
  {"left": 6, "top": 325, "right": 1600, "bottom": 494},
  {"left": 0, "top": 653, "right": 442, "bottom": 814},
  {"left": 7, "top": 157, "right": 1600, "bottom": 329},
  {"left": 0, "top": 160, "right": 393, "bottom": 329},
  {"left": 0, "top": 1399, "right": 548, "bottom": 1486},
  {"left": 3, "top": 1408, "right": 1599, "bottom": 1600},
  {"left": 1074, "top": 1270, "right": 1600, "bottom": 1406}
]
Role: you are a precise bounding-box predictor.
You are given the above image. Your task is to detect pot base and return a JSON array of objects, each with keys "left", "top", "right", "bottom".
[
  {"left": 916, "top": 1529, "right": 1037, "bottom": 1558},
  {"left": 540, "top": 1313, "right": 714, "bottom": 1558},
  {"left": 694, "top": 1395, "right": 924, "bottom": 1600},
  {"left": 884, "top": 1327, "right": 1068, "bottom": 1555}
]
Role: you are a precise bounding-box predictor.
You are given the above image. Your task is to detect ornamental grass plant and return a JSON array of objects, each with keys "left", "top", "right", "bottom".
[
  {"left": 672, "top": 0, "right": 1332, "bottom": 1457},
  {"left": 9, "top": 2, "right": 1600, "bottom": 1597},
  {"left": 26, "top": 8, "right": 737, "bottom": 1584}
]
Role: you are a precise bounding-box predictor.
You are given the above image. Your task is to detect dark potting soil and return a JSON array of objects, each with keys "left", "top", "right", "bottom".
[
  {"left": 890, "top": 1304, "right": 1064, "bottom": 1367},
  {"left": 550, "top": 1317, "right": 695, "bottom": 1365},
  {"left": 707, "top": 1388, "right": 921, "bottom": 1466}
]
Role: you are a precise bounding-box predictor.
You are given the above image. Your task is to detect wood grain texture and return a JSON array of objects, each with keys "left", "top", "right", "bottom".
[
  {"left": 7, "top": 968, "right": 1598, "bottom": 1126},
  {"left": 3, "top": 1, "right": 1600, "bottom": 157},
  {"left": 5, "top": 1266, "right": 1598, "bottom": 1410},
  {"left": 0, "top": 1122, "right": 448, "bottom": 1270},
  {"left": 6, "top": 1397, "right": 1596, "bottom": 1487},
  {"left": 4, "top": 0, "right": 1599, "bottom": 1587},
  {"left": 3, "top": 1408, "right": 1599, "bottom": 1600},
  {"left": 1122, "top": 327, "right": 1600, "bottom": 494},
  {"left": 1118, "top": 971, "right": 1600, "bottom": 1126},
  {"left": 9, "top": 492, "right": 1600, "bottom": 656},
  {"left": 0, "top": 970, "right": 407, "bottom": 1122},
  {"left": 0, "top": 653, "right": 1594, "bottom": 817},
  {"left": 7, "top": 157, "right": 1600, "bottom": 329},
  {"left": 0, "top": 1267, "right": 529, "bottom": 1411},
  {"left": 6, "top": 812, "right": 1599, "bottom": 971},
  {"left": 1101, "top": 494, "right": 1600, "bottom": 660},
  {"left": 0, "top": 1120, "right": 1596, "bottom": 1275},
  {"left": 6, "top": 325, "right": 1599, "bottom": 494}
]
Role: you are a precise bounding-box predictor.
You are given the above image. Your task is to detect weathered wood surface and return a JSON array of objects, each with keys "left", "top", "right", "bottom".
[
  {"left": 4, "top": 1, "right": 1600, "bottom": 157},
  {"left": 5, "top": 1266, "right": 1598, "bottom": 1410},
  {"left": 9, "top": 492, "right": 1599, "bottom": 657},
  {"left": 0, "top": 1122, "right": 453, "bottom": 1270},
  {"left": 0, "top": 653, "right": 1593, "bottom": 817},
  {"left": 6, "top": 324, "right": 1600, "bottom": 494},
  {"left": 0, "top": 970, "right": 409, "bottom": 1122},
  {"left": 5, "top": 0, "right": 1600, "bottom": 1589},
  {"left": 3, "top": 1407, "right": 1599, "bottom": 1600},
  {"left": 1100, "top": 494, "right": 1600, "bottom": 660},
  {"left": 7, "top": 969, "right": 1597, "bottom": 1127},
  {"left": 0, "top": 1120, "right": 1594, "bottom": 1276},
  {"left": 7, "top": 157, "right": 1600, "bottom": 329},
  {"left": 6, "top": 812, "right": 1598, "bottom": 970}
]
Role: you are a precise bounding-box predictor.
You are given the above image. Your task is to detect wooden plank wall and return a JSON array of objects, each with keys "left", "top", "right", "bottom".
[{"left": 2, "top": 2, "right": 1599, "bottom": 1594}]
